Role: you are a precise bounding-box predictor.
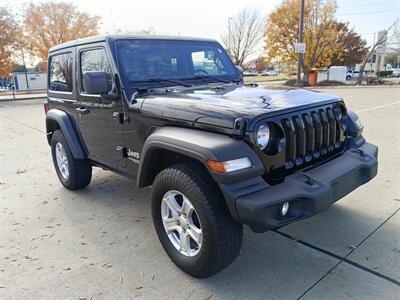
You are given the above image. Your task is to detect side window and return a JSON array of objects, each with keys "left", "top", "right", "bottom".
[
  {"left": 49, "top": 52, "right": 73, "bottom": 92},
  {"left": 80, "top": 48, "right": 112, "bottom": 93}
]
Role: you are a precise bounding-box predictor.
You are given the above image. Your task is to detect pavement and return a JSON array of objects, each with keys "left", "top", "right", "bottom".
[{"left": 0, "top": 86, "right": 399, "bottom": 299}]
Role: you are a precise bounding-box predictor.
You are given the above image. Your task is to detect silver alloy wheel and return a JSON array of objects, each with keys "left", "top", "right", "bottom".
[
  {"left": 161, "top": 190, "right": 202, "bottom": 257},
  {"left": 55, "top": 142, "right": 69, "bottom": 179}
]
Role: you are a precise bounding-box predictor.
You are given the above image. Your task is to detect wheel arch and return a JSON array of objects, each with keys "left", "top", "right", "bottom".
[
  {"left": 138, "top": 145, "right": 207, "bottom": 189},
  {"left": 137, "top": 127, "right": 264, "bottom": 189}
]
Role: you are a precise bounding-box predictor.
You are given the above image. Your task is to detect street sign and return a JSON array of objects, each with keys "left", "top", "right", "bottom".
[{"left": 296, "top": 43, "right": 306, "bottom": 53}]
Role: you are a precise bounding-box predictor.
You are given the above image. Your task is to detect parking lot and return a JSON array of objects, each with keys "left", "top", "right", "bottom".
[{"left": 1, "top": 86, "right": 399, "bottom": 299}]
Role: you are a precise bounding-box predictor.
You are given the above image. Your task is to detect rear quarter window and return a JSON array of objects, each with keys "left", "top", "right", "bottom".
[{"left": 49, "top": 52, "right": 73, "bottom": 92}]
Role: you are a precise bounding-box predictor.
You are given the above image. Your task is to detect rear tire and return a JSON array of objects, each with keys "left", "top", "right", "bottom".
[
  {"left": 151, "top": 163, "right": 243, "bottom": 278},
  {"left": 51, "top": 129, "right": 92, "bottom": 190}
]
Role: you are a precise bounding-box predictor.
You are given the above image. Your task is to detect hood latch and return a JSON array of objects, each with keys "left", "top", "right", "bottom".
[{"left": 232, "top": 118, "right": 246, "bottom": 136}]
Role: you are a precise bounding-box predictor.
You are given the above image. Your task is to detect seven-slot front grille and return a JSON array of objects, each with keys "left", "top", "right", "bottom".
[{"left": 281, "top": 105, "right": 345, "bottom": 169}]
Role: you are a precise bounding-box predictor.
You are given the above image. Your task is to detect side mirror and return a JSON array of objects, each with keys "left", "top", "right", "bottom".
[
  {"left": 83, "top": 71, "right": 109, "bottom": 95},
  {"left": 235, "top": 65, "right": 244, "bottom": 77}
]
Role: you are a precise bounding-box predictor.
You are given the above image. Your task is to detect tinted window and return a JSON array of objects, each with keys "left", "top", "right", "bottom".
[
  {"left": 116, "top": 40, "right": 238, "bottom": 84},
  {"left": 49, "top": 52, "right": 73, "bottom": 92},
  {"left": 80, "top": 48, "right": 112, "bottom": 92}
]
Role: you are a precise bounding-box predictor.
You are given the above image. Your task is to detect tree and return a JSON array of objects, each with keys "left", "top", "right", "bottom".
[
  {"left": 265, "top": 0, "right": 341, "bottom": 80},
  {"left": 12, "top": 65, "right": 27, "bottom": 73},
  {"left": 221, "top": 8, "right": 266, "bottom": 68},
  {"left": 330, "top": 22, "right": 368, "bottom": 66},
  {"left": 0, "top": 8, "right": 19, "bottom": 76},
  {"left": 34, "top": 62, "right": 46, "bottom": 73},
  {"left": 23, "top": 2, "right": 99, "bottom": 64},
  {"left": 254, "top": 56, "right": 269, "bottom": 73},
  {"left": 357, "top": 19, "right": 399, "bottom": 84}
]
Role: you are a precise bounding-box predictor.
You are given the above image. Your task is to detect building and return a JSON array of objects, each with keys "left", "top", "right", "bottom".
[{"left": 11, "top": 72, "right": 47, "bottom": 91}]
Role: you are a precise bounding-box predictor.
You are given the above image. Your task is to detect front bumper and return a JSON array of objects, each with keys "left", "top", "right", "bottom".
[{"left": 233, "top": 143, "right": 378, "bottom": 232}]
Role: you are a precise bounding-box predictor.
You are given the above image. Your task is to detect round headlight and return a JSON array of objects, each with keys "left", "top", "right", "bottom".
[{"left": 256, "top": 124, "right": 271, "bottom": 150}]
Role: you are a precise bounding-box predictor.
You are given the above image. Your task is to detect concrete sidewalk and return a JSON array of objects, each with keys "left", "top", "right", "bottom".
[
  {"left": 0, "top": 91, "right": 46, "bottom": 101},
  {"left": 0, "top": 87, "right": 399, "bottom": 299}
]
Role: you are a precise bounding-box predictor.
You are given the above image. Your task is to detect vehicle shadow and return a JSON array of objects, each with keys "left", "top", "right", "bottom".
[{"left": 57, "top": 170, "right": 392, "bottom": 299}]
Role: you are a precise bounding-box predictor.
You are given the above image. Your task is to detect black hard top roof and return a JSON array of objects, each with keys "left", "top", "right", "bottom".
[{"left": 48, "top": 34, "right": 219, "bottom": 53}]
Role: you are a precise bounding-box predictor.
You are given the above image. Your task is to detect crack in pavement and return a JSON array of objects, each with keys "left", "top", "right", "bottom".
[
  {"left": 274, "top": 207, "right": 400, "bottom": 299},
  {"left": 0, "top": 113, "right": 45, "bottom": 134}
]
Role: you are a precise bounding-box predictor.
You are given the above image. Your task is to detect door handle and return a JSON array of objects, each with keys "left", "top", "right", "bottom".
[{"left": 76, "top": 107, "right": 90, "bottom": 115}]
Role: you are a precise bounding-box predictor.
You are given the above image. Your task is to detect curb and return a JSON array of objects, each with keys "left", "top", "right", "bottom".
[
  {"left": 0, "top": 95, "right": 47, "bottom": 101},
  {"left": 307, "top": 84, "right": 400, "bottom": 89},
  {"left": 258, "top": 82, "right": 400, "bottom": 89}
]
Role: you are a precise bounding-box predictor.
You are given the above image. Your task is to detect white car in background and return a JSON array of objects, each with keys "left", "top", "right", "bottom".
[
  {"left": 346, "top": 70, "right": 360, "bottom": 80},
  {"left": 243, "top": 70, "right": 258, "bottom": 76},
  {"left": 261, "top": 70, "right": 279, "bottom": 76},
  {"left": 390, "top": 68, "right": 400, "bottom": 77}
]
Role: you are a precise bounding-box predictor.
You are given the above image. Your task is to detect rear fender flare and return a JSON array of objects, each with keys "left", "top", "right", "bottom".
[{"left": 46, "top": 109, "right": 87, "bottom": 159}]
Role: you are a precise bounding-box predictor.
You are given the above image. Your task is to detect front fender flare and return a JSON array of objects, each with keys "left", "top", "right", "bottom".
[{"left": 137, "top": 127, "right": 264, "bottom": 188}]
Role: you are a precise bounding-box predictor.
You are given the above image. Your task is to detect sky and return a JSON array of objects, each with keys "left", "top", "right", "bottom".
[{"left": 3, "top": 0, "right": 400, "bottom": 48}]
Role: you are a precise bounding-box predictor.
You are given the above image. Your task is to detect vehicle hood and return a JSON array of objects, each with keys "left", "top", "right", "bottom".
[{"left": 137, "top": 84, "right": 341, "bottom": 130}]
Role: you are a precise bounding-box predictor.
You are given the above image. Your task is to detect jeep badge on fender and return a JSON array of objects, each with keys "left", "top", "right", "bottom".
[{"left": 44, "top": 35, "right": 378, "bottom": 278}]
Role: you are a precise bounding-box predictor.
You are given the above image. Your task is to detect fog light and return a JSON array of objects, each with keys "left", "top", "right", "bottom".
[{"left": 280, "top": 202, "right": 290, "bottom": 216}]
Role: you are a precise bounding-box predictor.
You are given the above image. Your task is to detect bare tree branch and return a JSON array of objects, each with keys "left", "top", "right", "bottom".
[
  {"left": 221, "top": 8, "right": 266, "bottom": 68},
  {"left": 357, "top": 19, "right": 399, "bottom": 84}
]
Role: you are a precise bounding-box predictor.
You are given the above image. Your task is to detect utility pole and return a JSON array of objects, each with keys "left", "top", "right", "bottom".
[
  {"left": 312, "top": 0, "right": 319, "bottom": 67},
  {"left": 370, "top": 32, "right": 376, "bottom": 80},
  {"left": 20, "top": 47, "right": 30, "bottom": 89},
  {"left": 297, "top": 0, "right": 305, "bottom": 86}
]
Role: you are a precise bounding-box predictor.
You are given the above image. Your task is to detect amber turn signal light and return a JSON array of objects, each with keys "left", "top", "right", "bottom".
[
  {"left": 207, "top": 157, "right": 252, "bottom": 174},
  {"left": 207, "top": 160, "right": 226, "bottom": 173}
]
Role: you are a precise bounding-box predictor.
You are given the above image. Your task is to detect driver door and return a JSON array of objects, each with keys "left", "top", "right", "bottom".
[{"left": 76, "top": 45, "right": 126, "bottom": 168}]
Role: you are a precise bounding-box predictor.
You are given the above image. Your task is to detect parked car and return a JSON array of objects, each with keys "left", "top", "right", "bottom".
[
  {"left": 45, "top": 35, "right": 378, "bottom": 278},
  {"left": 243, "top": 70, "right": 258, "bottom": 76},
  {"left": 346, "top": 70, "right": 360, "bottom": 80},
  {"left": 262, "top": 70, "right": 279, "bottom": 76},
  {"left": 0, "top": 80, "right": 12, "bottom": 90},
  {"left": 390, "top": 68, "right": 400, "bottom": 77}
]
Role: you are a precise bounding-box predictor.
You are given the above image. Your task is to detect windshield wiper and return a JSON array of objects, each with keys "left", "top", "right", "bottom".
[
  {"left": 181, "top": 75, "right": 240, "bottom": 84},
  {"left": 130, "top": 78, "right": 191, "bottom": 87}
]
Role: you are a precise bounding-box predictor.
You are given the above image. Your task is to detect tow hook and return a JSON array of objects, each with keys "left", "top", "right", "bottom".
[
  {"left": 352, "top": 148, "right": 366, "bottom": 158},
  {"left": 302, "top": 173, "right": 315, "bottom": 186}
]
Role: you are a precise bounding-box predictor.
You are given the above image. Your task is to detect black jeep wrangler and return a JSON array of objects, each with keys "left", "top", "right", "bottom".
[{"left": 45, "top": 35, "right": 378, "bottom": 278}]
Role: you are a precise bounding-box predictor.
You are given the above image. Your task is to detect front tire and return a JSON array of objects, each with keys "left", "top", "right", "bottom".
[
  {"left": 152, "top": 163, "right": 243, "bottom": 278},
  {"left": 51, "top": 130, "right": 92, "bottom": 190}
]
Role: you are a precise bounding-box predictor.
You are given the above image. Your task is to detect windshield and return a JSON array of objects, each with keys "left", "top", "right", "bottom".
[{"left": 116, "top": 39, "right": 240, "bottom": 86}]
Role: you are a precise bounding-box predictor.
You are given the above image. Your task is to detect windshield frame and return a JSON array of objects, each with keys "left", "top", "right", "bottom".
[{"left": 114, "top": 38, "right": 242, "bottom": 89}]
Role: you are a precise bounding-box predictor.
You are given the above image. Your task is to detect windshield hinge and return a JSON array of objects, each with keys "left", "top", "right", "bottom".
[{"left": 232, "top": 118, "right": 246, "bottom": 136}]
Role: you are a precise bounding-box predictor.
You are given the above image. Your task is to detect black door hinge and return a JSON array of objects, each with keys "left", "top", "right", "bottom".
[
  {"left": 113, "top": 112, "right": 124, "bottom": 124},
  {"left": 113, "top": 112, "right": 131, "bottom": 124},
  {"left": 116, "top": 146, "right": 128, "bottom": 158}
]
